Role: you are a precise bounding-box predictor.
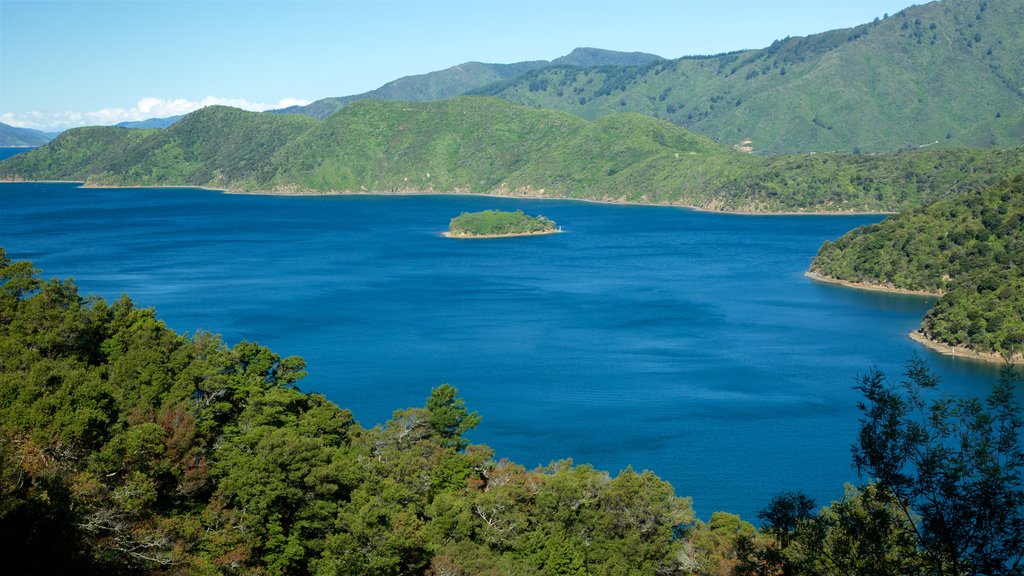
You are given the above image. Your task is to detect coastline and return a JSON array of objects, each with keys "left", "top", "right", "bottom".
[
  {"left": 805, "top": 271, "right": 1020, "bottom": 365},
  {"left": 908, "top": 330, "right": 1022, "bottom": 365},
  {"left": 0, "top": 179, "right": 892, "bottom": 216},
  {"left": 804, "top": 271, "right": 942, "bottom": 297},
  {"left": 442, "top": 229, "right": 563, "bottom": 239}
]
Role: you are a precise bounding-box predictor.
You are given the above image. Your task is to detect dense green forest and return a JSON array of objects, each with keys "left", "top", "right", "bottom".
[
  {"left": 3, "top": 98, "right": 1024, "bottom": 213},
  {"left": 810, "top": 174, "right": 1024, "bottom": 358},
  {"left": 2, "top": 249, "right": 1022, "bottom": 575},
  {"left": 447, "top": 210, "right": 557, "bottom": 237}
]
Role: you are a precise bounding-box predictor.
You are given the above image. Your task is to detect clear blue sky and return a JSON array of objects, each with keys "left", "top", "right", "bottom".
[{"left": 1, "top": 0, "right": 921, "bottom": 131}]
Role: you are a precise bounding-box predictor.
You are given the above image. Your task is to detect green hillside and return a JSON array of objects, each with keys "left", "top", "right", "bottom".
[
  {"left": 475, "top": 0, "right": 1024, "bottom": 153},
  {"left": 3, "top": 98, "right": 1024, "bottom": 213},
  {"left": 810, "top": 174, "right": 1024, "bottom": 358}
]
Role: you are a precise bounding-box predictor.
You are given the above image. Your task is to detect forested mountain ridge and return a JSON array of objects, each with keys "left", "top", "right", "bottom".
[
  {"left": 4, "top": 98, "right": 1024, "bottom": 213},
  {"left": 475, "top": 0, "right": 1024, "bottom": 153},
  {"left": 810, "top": 174, "right": 1024, "bottom": 359},
  {"left": 269, "top": 47, "right": 664, "bottom": 120}
]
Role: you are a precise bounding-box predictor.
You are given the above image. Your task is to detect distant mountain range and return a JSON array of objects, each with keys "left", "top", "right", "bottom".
[
  {"left": 4, "top": 99, "right": 1022, "bottom": 213},
  {"left": 270, "top": 0, "right": 1024, "bottom": 154},
  {"left": 0, "top": 122, "right": 57, "bottom": 147},
  {"left": 270, "top": 47, "right": 664, "bottom": 120},
  {"left": 115, "top": 115, "right": 184, "bottom": 129},
  {"left": 475, "top": 0, "right": 1024, "bottom": 153},
  {"left": 0, "top": 116, "right": 184, "bottom": 146}
]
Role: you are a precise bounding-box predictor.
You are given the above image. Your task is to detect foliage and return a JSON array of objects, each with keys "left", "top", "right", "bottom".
[
  {"left": 3, "top": 98, "right": 1024, "bottom": 213},
  {"left": 448, "top": 209, "right": 557, "bottom": 237},
  {"left": 0, "top": 248, "right": 703, "bottom": 575},
  {"left": 810, "top": 173, "right": 1024, "bottom": 356},
  {"left": 852, "top": 358, "right": 1024, "bottom": 575}
]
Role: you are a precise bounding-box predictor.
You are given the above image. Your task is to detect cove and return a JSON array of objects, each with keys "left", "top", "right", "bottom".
[{"left": 0, "top": 182, "right": 1006, "bottom": 521}]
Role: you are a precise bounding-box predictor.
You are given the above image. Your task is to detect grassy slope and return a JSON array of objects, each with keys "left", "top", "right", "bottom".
[
  {"left": 477, "top": 0, "right": 1024, "bottom": 153},
  {"left": 2, "top": 98, "right": 1023, "bottom": 212}
]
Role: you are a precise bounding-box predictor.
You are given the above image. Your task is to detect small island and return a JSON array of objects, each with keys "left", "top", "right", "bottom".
[{"left": 445, "top": 209, "right": 560, "bottom": 238}]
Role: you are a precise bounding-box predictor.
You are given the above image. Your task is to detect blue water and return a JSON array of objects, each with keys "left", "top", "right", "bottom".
[
  {"left": 0, "top": 147, "right": 33, "bottom": 161},
  {"left": 0, "top": 182, "right": 1006, "bottom": 521}
]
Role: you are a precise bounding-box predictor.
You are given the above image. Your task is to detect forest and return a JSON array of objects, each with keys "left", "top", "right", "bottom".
[{"left": 1, "top": 247, "right": 1022, "bottom": 575}]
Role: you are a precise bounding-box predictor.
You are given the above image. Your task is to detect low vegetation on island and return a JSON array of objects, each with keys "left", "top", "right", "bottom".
[
  {"left": 2, "top": 248, "right": 1022, "bottom": 575},
  {"left": 446, "top": 209, "right": 558, "bottom": 238},
  {"left": 810, "top": 174, "right": 1024, "bottom": 361}
]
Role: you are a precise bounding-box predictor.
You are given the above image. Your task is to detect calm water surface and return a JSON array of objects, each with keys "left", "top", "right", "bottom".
[{"left": 0, "top": 182, "right": 1005, "bottom": 520}]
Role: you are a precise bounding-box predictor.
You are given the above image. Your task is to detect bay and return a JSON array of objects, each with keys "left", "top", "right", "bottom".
[{"left": 0, "top": 182, "right": 1005, "bottom": 521}]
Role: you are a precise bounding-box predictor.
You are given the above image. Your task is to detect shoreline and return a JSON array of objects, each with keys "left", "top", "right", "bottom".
[
  {"left": 0, "top": 179, "right": 891, "bottom": 216},
  {"left": 908, "top": 330, "right": 1022, "bottom": 365},
  {"left": 804, "top": 271, "right": 942, "bottom": 297},
  {"left": 221, "top": 188, "right": 893, "bottom": 216},
  {"left": 442, "top": 229, "right": 563, "bottom": 239},
  {"left": 805, "top": 271, "right": 1019, "bottom": 365}
]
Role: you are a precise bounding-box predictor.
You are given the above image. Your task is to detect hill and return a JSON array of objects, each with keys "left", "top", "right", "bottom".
[
  {"left": 3, "top": 99, "right": 1024, "bottom": 213},
  {"left": 0, "top": 122, "right": 54, "bottom": 147},
  {"left": 270, "top": 47, "right": 662, "bottom": 120},
  {"left": 270, "top": 60, "right": 550, "bottom": 119},
  {"left": 550, "top": 46, "right": 665, "bottom": 67},
  {"left": 810, "top": 174, "right": 1024, "bottom": 360},
  {"left": 475, "top": 0, "right": 1024, "bottom": 153}
]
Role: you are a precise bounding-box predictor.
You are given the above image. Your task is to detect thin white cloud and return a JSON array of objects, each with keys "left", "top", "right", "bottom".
[{"left": 1, "top": 96, "right": 312, "bottom": 132}]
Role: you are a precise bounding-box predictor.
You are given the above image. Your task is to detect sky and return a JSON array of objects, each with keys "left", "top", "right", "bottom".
[{"left": 1, "top": 0, "right": 923, "bottom": 132}]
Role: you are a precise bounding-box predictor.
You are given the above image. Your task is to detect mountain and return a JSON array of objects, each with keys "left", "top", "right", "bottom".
[
  {"left": 115, "top": 114, "right": 185, "bottom": 129},
  {"left": 474, "top": 0, "right": 1024, "bottom": 153},
  {"left": 0, "top": 122, "right": 54, "bottom": 147},
  {"left": 4, "top": 99, "right": 1023, "bottom": 213},
  {"left": 270, "top": 60, "right": 549, "bottom": 119},
  {"left": 810, "top": 174, "right": 1024, "bottom": 360},
  {"left": 270, "top": 48, "right": 663, "bottom": 120}
]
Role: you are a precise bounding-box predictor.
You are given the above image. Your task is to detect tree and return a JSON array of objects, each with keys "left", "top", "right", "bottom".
[
  {"left": 426, "top": 384, "right": 481, "bottom": 451},
  {"left": 852, "top": 358, "right": 1024, "bottom": 575},
  {"left": 735, "top": 492, "right": 816, "bottom": 576}
]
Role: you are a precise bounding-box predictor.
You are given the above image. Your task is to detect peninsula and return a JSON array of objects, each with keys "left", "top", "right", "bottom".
[{"left": 445, "top": 209, "right": 559, "bottom": 238}]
